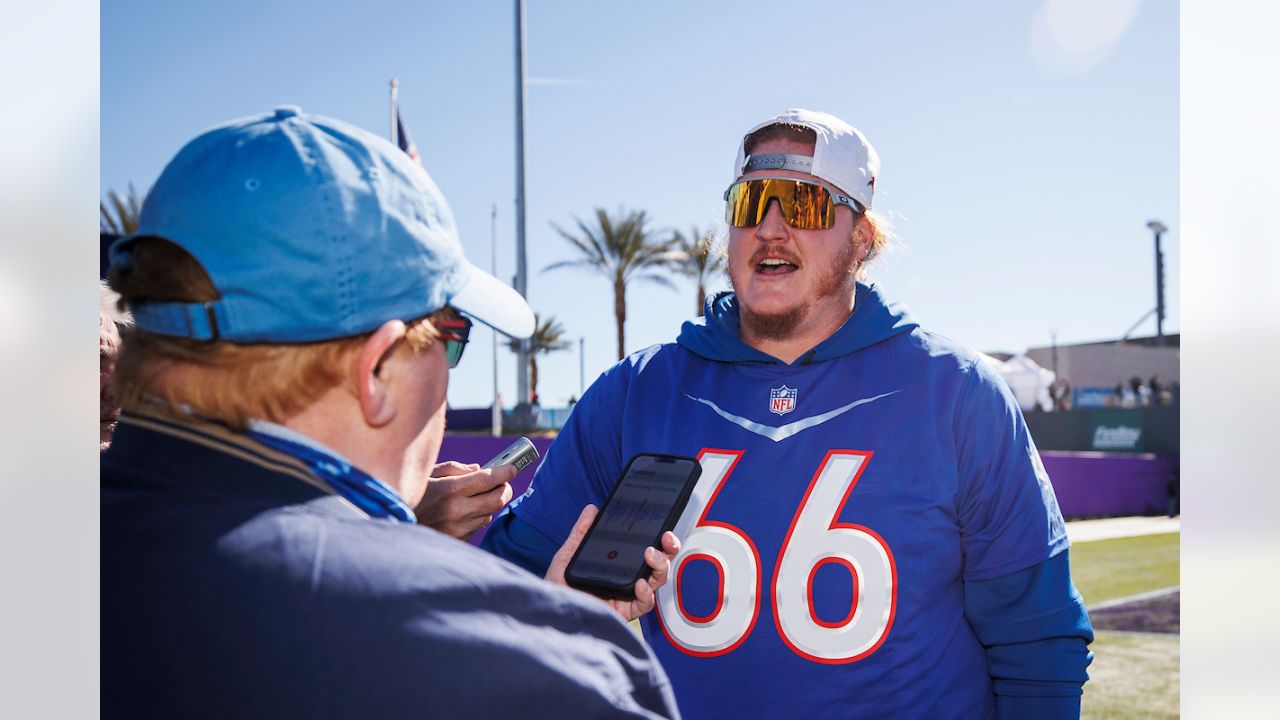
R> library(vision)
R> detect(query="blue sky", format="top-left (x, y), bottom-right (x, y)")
top-left (101, 0), bottom-right (1178, 409)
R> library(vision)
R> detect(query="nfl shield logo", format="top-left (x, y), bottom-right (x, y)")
top-left (769, 385), bottom-right (797, 416)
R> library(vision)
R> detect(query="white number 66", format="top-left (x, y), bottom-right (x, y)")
top-left (655, 449), bottom-right (896, 663)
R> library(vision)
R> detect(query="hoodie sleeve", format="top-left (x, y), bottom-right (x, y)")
top-left (953, 358), bottom-right (1093, 714)
top-left (964, 551), bottom-right (1094, 719)
top-left (482, 357), bottom-right (634, 567)
top-left (954, 358), bottom-right (1069, 580)
top-left (480, 510), bottom-right (562, 577)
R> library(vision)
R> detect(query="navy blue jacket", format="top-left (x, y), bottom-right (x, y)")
top-left (102, 407), bottom-right (679, 719)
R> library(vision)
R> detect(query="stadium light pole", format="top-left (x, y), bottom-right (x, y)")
top-left (513, 0), bottom-right (531, 407)
top-left (491, 204), bottom-right (502, 437)
top-left (1146, 220), bottom-right (1168, 345)
top-left (1050, 329), bottom-right (1058, 376)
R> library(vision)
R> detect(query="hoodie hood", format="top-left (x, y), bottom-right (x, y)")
top-left (677, 282), bottom-right (918, 365)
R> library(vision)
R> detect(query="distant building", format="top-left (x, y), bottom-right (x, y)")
top-left (1024, 334), bottom-right (1179, 407)
top-left (995, 334), bottom-right (1182, 456)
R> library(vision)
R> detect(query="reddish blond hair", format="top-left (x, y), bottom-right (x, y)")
top-left (110, 238), bottom-right (444, 430)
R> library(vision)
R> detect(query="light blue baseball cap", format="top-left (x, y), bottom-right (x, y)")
top-left (111, 106), bottom-right (534, 342)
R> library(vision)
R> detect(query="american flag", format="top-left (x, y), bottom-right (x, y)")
top-left (395, 108), bottom-right (420, 164)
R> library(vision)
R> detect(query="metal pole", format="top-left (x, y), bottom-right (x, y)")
top-left (1147, 220), bottom-right (1168, 346)
top-left (514, 0), bottom-right (531, 406)
top-left (1051, 330), bottom-right (1058, 376)
top-left (389, 79), bottom-right (398, 143)
top-left (1155, 231), bottom-right (1166, 344)
top-left (491, 204), bottom-right (503, 437)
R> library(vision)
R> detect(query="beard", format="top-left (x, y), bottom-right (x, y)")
top-left (731, 240), bottom-right (857, 341)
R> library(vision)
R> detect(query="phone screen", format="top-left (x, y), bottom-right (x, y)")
top-left (567, 455), bottom-right (700, 591)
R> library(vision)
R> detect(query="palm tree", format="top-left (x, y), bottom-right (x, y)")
top-left (546, 207), bottom-right (681, 360)
top-left (671, 225), bottom-right (724, 316)
top-left (101, 183), bottom-right (144, 236)
top-left (506, 313), bottom-right (572, 405)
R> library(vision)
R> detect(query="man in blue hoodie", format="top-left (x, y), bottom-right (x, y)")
top-left (483, 109), bottom-right (1093, 719)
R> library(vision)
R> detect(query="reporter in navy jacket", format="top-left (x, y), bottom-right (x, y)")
top-left (101, 106), bottom-right (680, 719)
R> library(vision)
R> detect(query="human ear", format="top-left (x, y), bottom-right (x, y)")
top-left (352, 320), bottom-right (407, 427)
top-left (852, 216), bottom-right (875, 262)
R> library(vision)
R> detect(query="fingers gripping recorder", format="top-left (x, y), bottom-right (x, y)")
top-left (482, 437), bottom-right (539, 473)
top-left (416, 438), bottom-right (539, 540)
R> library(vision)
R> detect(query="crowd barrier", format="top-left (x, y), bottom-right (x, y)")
top-left (1024, 405), bottom-right (1179, 457)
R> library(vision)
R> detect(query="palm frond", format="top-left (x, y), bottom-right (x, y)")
top-left (671, 224), bottom-right (724, 281)
top-left (100, 183), bottom-right (143, 235)
top-left (544, 206), bottom-right (682, 359)
top-left (505, 313), bottom-right (573, 355)
top-left (631, 272), bottom-right (680, 291)
top-left (542, 257), bottom-right (602, 274)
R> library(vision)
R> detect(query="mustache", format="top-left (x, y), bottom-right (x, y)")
top-left (744, 249), bottom-right (801, 267)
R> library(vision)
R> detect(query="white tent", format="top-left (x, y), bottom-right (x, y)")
top-left (978, 353), bottom-right (1056, 413)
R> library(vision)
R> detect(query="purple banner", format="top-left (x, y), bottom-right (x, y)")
top-left (1040, 451), bottom-right (1178, 518)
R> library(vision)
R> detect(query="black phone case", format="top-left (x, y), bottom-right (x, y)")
top-left (563, 453), bottom-right (702, 600)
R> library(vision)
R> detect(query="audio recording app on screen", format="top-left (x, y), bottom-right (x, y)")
top-left (572, 456), bottom-right (691, 583)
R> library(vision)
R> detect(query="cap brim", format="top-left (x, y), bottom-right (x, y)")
top-left (448, 261), bottom-right (535, 339)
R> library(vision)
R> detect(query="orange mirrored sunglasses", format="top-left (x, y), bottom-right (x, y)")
top-left (724, 177), bottom-right (863, 230)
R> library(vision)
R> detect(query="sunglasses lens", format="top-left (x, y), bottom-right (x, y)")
top-left (791, 181), bottom-right (833, 229)
top-left (444, 340), bottom-right (465, 368)
top-left (725, 179), bottom-right (836, 230)
top-left (726, 182), bottom-right (758, 227)
top-left (435, 316), bottom-right (472, 369)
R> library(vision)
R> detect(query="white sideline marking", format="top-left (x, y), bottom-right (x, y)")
top-left (1089, 586), bottom-right (1179, 611)
top-left (1090, 629), bottom-right (1179, 638)
top-left (1067, 516), bottom-right (1180, 543)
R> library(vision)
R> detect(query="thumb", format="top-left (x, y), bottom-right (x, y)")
top-left (564, 504), bottom-right (598, 549)
top-left (546, 505), bottom-right (598, 584)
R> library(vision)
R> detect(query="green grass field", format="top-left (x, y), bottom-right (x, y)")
top-left (1083, 631), bottom-right (1180, 719)
top-left (1073, 532), bottom-right (1180, 719)
top-left (1072, 532), bottom-right (1180, 605)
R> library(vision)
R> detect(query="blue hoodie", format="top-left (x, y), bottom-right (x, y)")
top-left (484, 282), bottom-right (1092, 720)
top-left (677, 284), bottom-right (918, 364)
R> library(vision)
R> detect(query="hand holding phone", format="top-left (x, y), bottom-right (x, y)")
top-left (548, 505), bottom-right (682, 622)
top-left (562, 453), bottom-right (701, 600)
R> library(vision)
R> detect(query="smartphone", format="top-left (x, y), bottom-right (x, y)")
top-left (481, 437), bottom-right (539, 473)
top-left (564, 453), bottom-right (702, 599)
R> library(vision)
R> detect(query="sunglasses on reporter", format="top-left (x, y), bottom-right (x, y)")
top-left (433, 314), bottom-right (472, 369)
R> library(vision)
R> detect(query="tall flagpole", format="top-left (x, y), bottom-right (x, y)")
top-left (389, 78), bottom-right (399, 144)
top-left (491, 204), bottom-right (503, 437)
top-left (513, 0), bottom-right (531, 411)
